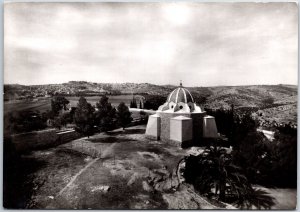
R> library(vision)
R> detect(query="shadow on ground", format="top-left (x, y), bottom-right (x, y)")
top-left (3, 140), bottom-right (48, 209)
top-left (88, 137), bottom-right (134, 143)
top-left (106, 128), bottom-right (145, 136)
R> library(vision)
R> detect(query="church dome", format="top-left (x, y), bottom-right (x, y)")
top-left (167, 85), bottom-right (194, 104)
top-left (157, 82), bottom-right (202, 113)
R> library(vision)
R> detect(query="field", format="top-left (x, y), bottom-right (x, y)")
top-left (4, 95), bottom-right (134, 115)
top-left (4, 99), bottom-right (52, 115)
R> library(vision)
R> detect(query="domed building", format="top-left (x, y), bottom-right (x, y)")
top-left (145, 82), bottom-right (219, 147)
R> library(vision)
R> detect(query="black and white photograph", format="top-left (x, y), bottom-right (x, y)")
top-left (3, 1), bottom-right (298, 209)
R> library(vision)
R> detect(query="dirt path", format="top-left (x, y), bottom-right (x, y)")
top-left (57, 158), bottom-right (99, 196)
top-left (13, 125), bottom-right (227, 209)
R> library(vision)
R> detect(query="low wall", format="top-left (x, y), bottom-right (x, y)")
top-left (10, 129), bottom-right (81, 152)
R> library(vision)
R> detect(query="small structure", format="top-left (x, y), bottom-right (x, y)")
top-left (145, 82), bottom-right (219, 146)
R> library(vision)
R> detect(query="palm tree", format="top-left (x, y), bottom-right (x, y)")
top-left (183, 145), bottom-right (275, 209)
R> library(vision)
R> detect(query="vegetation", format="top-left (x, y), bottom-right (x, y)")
top-left (261, 96), bottom-right (275, 108)
top-left (139, 101), bottom-right (143, 109)
top-left (184, 145), bottom-right (275, 209)
top-left (4, 111), bottom-right (47, 135)
top-left (116, 102), bottom-right (133, 130)
top-left (130, 97), bottom-right (137, 108)
top-left (243, 124), bottom-right (297, 188)
top-left (94, 95), bottom-right (117, 132)
top-left (74, 97), bottom-right (95, 137)
top-left (143, 95), bottom-right (166, 110)
top-left (51, 96), bottom-right (69, 116)
top-left (205, 107), bottom-right (297, 189)
top-left (139, 111), bottom-right (148, 124)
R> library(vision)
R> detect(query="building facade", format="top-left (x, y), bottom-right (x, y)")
top-left (145, 83), bottom-right (219, 147)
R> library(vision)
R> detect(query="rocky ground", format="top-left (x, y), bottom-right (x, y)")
top-left (6, 125), bottom-right (296, 209)
top-left (10, 125), bottom-right (219, 209)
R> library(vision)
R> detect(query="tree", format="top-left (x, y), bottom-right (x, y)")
top-left (51, 96), bottom-right (69, 116)
top-left (53, 117), bottom-right (62, 130)
top-left (261, 125), bottom-right (297, 188)
top-left (183, 145), bottom-right (275, 209)
top-left (130, 97), bottom-right (137, 108)
top-left (74, 97), bottom-right (95, 137)
top-left (4, 110), bottom-right (47, 135)
top-left (117, 102), bottom-right (133, 130)
top-left (95, 95), bottom-right (117, 132)
top-left (143, 95), bottom-right (166, 110)
top-left (139, 110), bottom-right (148, 123)
top-left (139, 101), bottom-right (143, 109)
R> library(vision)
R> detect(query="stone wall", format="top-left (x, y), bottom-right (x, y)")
top-left (56, 130), bottom-right (81, 144)
top-left (157, 111), bottom-right (207, 145)
top-left (11, 129), bottom-right (81, 152)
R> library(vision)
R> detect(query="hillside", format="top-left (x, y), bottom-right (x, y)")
top-left (4, 82), bottom-right (297, 125)
top-left (203, 85), bottom-right (297, 109)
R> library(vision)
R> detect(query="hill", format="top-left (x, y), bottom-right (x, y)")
top-left (4, 82), bottom-right (297, 125)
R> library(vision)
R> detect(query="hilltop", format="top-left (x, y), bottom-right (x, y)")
top-left (4, 81), bottom-right (297, 125)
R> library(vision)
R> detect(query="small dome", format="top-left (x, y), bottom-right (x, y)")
top-left (167, 86), bottom-right (194, 104)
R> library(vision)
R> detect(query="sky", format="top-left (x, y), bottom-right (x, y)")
top-left (4, 2), bottom-right (298, 86)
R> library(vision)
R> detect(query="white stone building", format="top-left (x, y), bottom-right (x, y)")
top-left (145, 83), bottom-right (219, 147)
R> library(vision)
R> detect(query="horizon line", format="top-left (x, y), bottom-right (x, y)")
top-left (3, 80), bottom-right (298, 88)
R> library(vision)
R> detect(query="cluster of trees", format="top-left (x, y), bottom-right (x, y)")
top-left (184, 107), bottom-right (296, 208)
top-left (143, 95), bottom-right (166, 110)
top-left (4, 111), bottom-right (48, 136)
top-left (72, 96), bottom-right (132, 137)
top-left (129, 97), bottom-right (143, 109)
top-left (5, 96), bottom-right (133, 137)
top-left (205, 106), bottom-right (297, 188)
top-left (129, 97), bottom-right (138, 108)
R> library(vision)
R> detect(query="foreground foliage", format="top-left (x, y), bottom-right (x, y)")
top-left (183, 145), bottom-right (275, 209)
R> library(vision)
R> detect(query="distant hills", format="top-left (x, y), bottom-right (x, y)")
top-left (4, 81), bottom-right (297, 125)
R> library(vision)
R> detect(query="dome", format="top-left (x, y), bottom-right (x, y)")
top-left (157, 82), bottom-right (203, 113)
top-left (167, 86), bottom-right (194, 104)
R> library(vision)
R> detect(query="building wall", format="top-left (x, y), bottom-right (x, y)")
top-left (145, 115), bottom-right (161, 139)
top-left (158, 112), bottom-right (191, 141)
top-left (157, 111), bottom-right (207, 144)
top-left (170, 118), bottom-right (193, 142)
top-left (191, 112), bottom-right (207, 143)
top-left (11, 129), bottom-right (81, 152)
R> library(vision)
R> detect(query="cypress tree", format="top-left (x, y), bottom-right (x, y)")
top-left (117, 102), bottom-right (133, 130)
top-left (95, 95), bottom-right (117, 132)
top-left (74, 97), bottom-right (95, 137)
